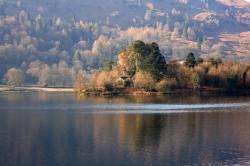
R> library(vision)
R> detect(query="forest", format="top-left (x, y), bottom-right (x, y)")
top-left (0, 8), bottom-right (231, 87)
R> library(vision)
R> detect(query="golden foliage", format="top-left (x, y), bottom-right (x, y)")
top-left (133, 72), bottom-right (155, 89)
top-left (88, 68), bottom-right (121, 88)
top-left (74, 71), bottom-right (89, 92)
top-left (155, 78), bottom-right (177, 91)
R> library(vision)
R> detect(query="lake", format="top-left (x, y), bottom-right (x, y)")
top-left (1, 92), bottom-right (250, 166)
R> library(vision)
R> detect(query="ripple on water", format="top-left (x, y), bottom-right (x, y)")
top-left (1, 102), bottom-right (250, 114)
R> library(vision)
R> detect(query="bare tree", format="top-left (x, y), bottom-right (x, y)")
top-left (3, 68), bottom-right (25, 86)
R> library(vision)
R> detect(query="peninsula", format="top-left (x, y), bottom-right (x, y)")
top-left (74, 40), bottom-right (250, 96)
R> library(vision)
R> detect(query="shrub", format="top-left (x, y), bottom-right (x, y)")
top-left (133, 72), bottom-right (156, 89)
top-left (104, 83), bottom-right (114, 91)
top-left (74, 71), bottom-right (90, 92)
top-left (176, 66), bottom-right (192, 88)
top-left (196, 57), bottom-right (204, 64)
top-left (91, 71), bottom-right (117, 88)
top-left (156, 78), bottom-right (177, 91)
top-left (189, 73), bottom-right (200, 89)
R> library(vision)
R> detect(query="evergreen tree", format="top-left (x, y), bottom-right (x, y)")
top-left (123, 40), bottom-right (167, 80)
top-left (185, 52), bottom-right (196, 68)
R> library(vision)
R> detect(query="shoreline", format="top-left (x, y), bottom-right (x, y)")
top-left (1, 86), bottom-right (250, 96)
top-left (79, 88), bottom-right (250, 96)
top-left (0, 87), bottom-right (74, 92)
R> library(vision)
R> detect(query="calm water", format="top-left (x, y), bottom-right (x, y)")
top-left (1, 93), bottom-right (250, 165)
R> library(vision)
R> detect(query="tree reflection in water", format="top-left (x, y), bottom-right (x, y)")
top-left (1, 93), bottom-right (250, 165)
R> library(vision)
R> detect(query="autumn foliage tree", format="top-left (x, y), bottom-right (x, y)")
top-left (74, 71), bottom-right (89, 92)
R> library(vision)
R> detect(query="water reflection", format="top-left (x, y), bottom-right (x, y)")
top-left (1, 93), bottom-right (250, 165)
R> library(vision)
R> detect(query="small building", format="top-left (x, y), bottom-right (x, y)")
top-left (117, 76), bottom-right (130, 88)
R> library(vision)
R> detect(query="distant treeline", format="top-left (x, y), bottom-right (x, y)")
top-left (1, 7), bottom-right (228, 87)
